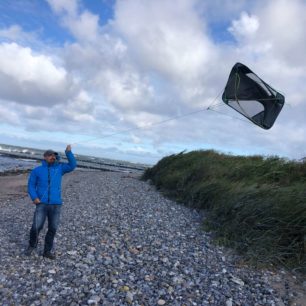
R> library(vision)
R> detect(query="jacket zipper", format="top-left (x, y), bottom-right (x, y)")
top-left (48, 165), bottom-right (50, 204)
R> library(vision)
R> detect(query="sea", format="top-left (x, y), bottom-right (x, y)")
top-left (0, 143), bottom-right (149, 174)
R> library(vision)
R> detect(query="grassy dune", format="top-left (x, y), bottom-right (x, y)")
top-left (142, 150), bottom-right (306, 272)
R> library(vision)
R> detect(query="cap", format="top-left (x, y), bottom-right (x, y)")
top-left (43, 150), bottom-right (58, 157)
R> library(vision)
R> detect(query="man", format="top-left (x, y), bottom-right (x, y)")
top-left (26, 145), bottom-right (77, 259)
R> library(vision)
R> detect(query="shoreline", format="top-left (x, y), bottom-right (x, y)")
top-left (0, 168), bottom-right (31, 176)
top-left (0, 147), bottom-right (148, 174)
top-left (0, 171), bottom-right (29, 201)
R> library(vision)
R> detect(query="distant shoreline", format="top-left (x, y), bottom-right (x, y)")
top-left (0, 143), bottom-right (149, 174)
top-left (0, 172), bottom-right (28, 201)
top-left (0, 168), bottom-right (31, 177)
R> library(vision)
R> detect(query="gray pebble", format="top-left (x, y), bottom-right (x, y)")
top-left (0, 171), bottom-right (297, 305)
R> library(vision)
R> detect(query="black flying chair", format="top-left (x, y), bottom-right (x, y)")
top-left (222, 62), bottom-right (285, 129)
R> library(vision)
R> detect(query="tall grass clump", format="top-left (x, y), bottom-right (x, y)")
top-left (142, 150), bottom-right (306, 272)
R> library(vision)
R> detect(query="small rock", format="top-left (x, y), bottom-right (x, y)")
top-left (231, 276), bottom-right (244, 286)
top-left (121, 285), bottom-right (130, 292)
top-left (88, 246), bottom-right (96, 253)
top-left (67, 250), bottom-right (78, 256)
top-left (167, 286), bottom-right (174, 294)
top-left (126, 292), bottom-right (134, 304)
top-left (145, 275), bottom-right (154, 281)
top-left (158, 299), bottom-right (166, 305)
top-left (87, 295), bottom-right (100, 305)
top-left (172, 276), bottom-right (184, 284)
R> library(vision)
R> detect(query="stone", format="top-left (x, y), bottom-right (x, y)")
top-left (0, 171), bottom-right (293, 306)
top-left (121, 286), bottom-right (130, 292)
top-left (231, 277), bottom-right (244, 286)
top-left (87, 295), bottom-right (100, 305)
top-left (126, 292), bottom-right (134, 304)
top-left (67, 251), bottom-right (78, 256)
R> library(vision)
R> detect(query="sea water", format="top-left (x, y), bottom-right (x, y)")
top-left (0, 143), bottom-right (148, 173)
top-left (0, 155), bottom-right (37, 173)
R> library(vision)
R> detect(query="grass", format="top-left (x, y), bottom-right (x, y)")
top-left (142, 150), bottom-right (306, 273)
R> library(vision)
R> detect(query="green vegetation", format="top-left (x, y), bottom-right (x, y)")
top-left (142, 150), bottom-right (306, 273)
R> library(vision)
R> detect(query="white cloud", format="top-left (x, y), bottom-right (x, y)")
top-left (47, 0), bottom-right (100, 43)
top-left (58, 90), bottom-right (96, 123)
top-left (130, 133), bottom-right (142, 144)
top-left (65, 11), bottom-right (100, 43)
top-left (0, 43), bottom-right (65, 86)
top-left (0, 42), bottom-right (74, 106)
top-left (96, 69), bottom-right (154, 111)
top-left (255, 0), bottom-right (306, 65)
top-left (2, 0), bottom-right (306, 163)
top-left (114, 0), bottom-right (217, 83)
top-left (23, 105), bottom-right (49, 118)
top-left (47, 0), bottom-right (222, 118)
top-left (0, 25), bottom-right (35, 42)
top-left (228, 12), bottom-right (259, 41)
top-left (198, 0), bottom-right (250, 22)
top-left (0, 100), bottom-right (20, 125)
top-left (46, 0), bottom-right (78, 16)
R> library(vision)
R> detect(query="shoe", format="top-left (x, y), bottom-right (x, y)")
top-left (43, 252), bottom-right (56, 260)
top-left (24, 246), bottom-right (36, 256)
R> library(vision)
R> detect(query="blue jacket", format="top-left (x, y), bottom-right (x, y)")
top-left (28, 151), bottom-right (77, 205)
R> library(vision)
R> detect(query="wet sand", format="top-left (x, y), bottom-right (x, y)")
top-left (0, 172), bottom-right (29, 201)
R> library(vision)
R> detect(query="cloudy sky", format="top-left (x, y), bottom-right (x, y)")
top-left (0, 0), bottom-right (305, 164)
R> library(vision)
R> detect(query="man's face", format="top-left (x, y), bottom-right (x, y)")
top-left (45, 154), bottom-right (56, 164)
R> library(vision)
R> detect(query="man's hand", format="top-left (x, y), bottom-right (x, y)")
top-left (66, 144), bottom-right (71, 152)
top-left (33, 198), bottom-right (41, 204)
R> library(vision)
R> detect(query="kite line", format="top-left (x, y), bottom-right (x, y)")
top-left (72, 88), bottom-right (225, 146)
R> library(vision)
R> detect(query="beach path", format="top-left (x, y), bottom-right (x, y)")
top-left (0, 170), bottom-right (304, 305)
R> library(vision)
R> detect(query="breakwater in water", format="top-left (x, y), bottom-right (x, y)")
top-left (0, 143), bottom-right (148, 174)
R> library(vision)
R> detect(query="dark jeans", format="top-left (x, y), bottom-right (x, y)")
top-left (29, 203), bottom-right (61, 253)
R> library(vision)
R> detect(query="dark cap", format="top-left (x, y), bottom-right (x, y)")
top-left (43, 150), bottom-right (58, 157)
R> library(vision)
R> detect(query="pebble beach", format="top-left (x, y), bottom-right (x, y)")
top-left (0, 170), bottom-right (304, 305)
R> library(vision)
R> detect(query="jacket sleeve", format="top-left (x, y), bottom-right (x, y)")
top-left (28, 169), bottom-right (38, 201)
top-left (61, 150), bottom-right (77, 174)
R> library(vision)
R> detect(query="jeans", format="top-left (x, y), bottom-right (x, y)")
top-left (29, 203), bottom-right (61, 253)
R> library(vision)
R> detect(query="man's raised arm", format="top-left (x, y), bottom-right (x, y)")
top-left (62, 145), bottom-right (77, 174)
